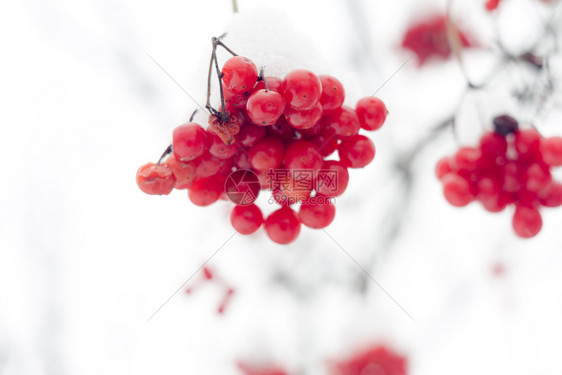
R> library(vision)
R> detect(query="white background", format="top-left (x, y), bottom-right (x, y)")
top-left (1, 0), bottom-right (562, 374)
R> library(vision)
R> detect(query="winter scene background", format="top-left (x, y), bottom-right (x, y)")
top-left (1, 0), bottom-right (562, 374)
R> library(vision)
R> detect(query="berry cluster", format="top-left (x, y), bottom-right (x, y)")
top-left (437, 115), bottom-right (562, 238)
top-left (136, 53), bottom-right (388, 245)
top-left (401, 14), bottom-right (473, 66)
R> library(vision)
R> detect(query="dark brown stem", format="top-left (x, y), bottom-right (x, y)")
top-left (212, 37), bottom-right (228, 122)
top-left (189, 109), bottom-right (198, 122)
top-left (157, 144), bottom-right (173, 165)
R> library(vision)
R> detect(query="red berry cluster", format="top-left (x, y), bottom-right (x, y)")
top-left (136, 54), bottom-right (388, 245)
top-left (401, 14), bottom-right (473, 66)
top-left (437, 115), bottom-right (562, 238)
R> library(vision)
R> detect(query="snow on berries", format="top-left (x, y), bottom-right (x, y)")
top-left (136, 39), bottom-right (388, 245)
top-left (437, 114), bottom-right (562, 238)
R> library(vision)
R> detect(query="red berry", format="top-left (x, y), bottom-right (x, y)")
top-left (284, 102), bottom-right (323, 130)
top-left (502, 161), bottom-right (523, 193)
top-left (309, 129), bottom-right (338, 157)
top-left (486, 0), bottom-right (501, 11)
top-left (166, 154), bottom-right (197, 189)
top-left (356, 97), bottom-right (388, 131)
top-left (208, 131), bottom-right (238, 159)
top-left (285, 140), bottom-right (323, 171)
top-left (232, 150), bottom-right (252, 170)
top-left (524, 162), bottom-right (551, 194)
top-left (333, 345), bottom-right (407, 375)
top-left (315, 160), bottom-right (349, 197)
top-left (268, 117), bottom-right (297, 143)
top-left (172, 123), bottom-right (208, 162)
top-left (252, 76), bottom-right (283, 93)
top-left (402, 14), bottom-right (472, 65)
top-left (272, 179), bottom-right (312, 206)
top-left (512, 205), bottom-right (542, 238)
top-left (249, 137), bottom-right (285, 171)
top-left (338, 134), bottom-right (375, 168)
top-left (188, 177), bottom-right (223, 206)
top-left (230, 204), bottom-right (264, 235)
top-left (442, 174), bottom-right (473, 207)
top-left (452, 147), bottom-right (481, 173)
top-left (435, 157), bottom-right (452, 179)
top-left (538, 183), bottom-right (562, 207)
top-left (541, 136), bottom-right (562, 166)
top-left (323, 106), bottom-right (361, 137)
top-left (264, 207), bottom-right (301, 244)
top-left (479, 131), bottom-right (508, 158)
top-left (282, 69), bottom-right (322, 110)
top-left (515, 129), bottom-right (541, 161)
top-left (194, 151), bottom-right (225, 178)
top-left (221, 56), bottom-right (258, 94)
top-left (236, 124), bottom-right (267, 148)
top-left (298, 196), bottom-right (336, 228)
top-left (319, 75), bottom-right (345, 112)
top-left (136, 163), bottom-right (176, 195)
top-left (223, 88), bottom-right (248, 111)
top-left (246, 89), bottom-right (286, 126)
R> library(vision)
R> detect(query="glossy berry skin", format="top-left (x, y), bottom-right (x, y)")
top-left (512, 205), bottom-right (542, 238)
top-left (188, 177), bottom-right (223, 206)
top-left (442, 174), bottom-right (473, 207)
top-left (246, 89), bottom-right (286, 126)
top-left (315, 160), bottom-right (349, 197)
top-left (221, 56), bottom-right (258, 94)
top-left (264, 207), bottom-right (301, 244)
top-left (310, 129), bottom-right (338, 157)
top-left (338, 134), bottom-right (375, 168)
top-left (284, 102), bottom-right (323, 130)
top-left (282, 69), bottom-right (322, 110)
top-left (252, 76), bottom-right (283, 93)
top-left (230, 204), bottom-right (264, 235)
top-left (166, 154), bottom-right (196, 189)
top-left (285, 140), bottom-right (323, 170)
top-left (249, 137), bottom-right (285, 171)
top-left (208, 131), bottom-right (238, 159)
top-left (541, 136), bottom-right (562, 166)
top-left (172, 123), bottom-right (208, 162)
top-left (355, 97), bottom-right (388, 131)
top-left (323, 106), bottom-right (361, 137)
top-left (298, 196), bottom-right (336, 228)
top-left (319, 75), bottom-right (345, 112)
top-left (236, 124), bottom-right (267, 148)
top-left (194, 152), bottom-right (225, 178)
top-left (136, 163), bottom-right (176, 195)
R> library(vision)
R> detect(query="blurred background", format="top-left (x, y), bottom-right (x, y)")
top-left (1, 0), bottom-right (562, 374)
